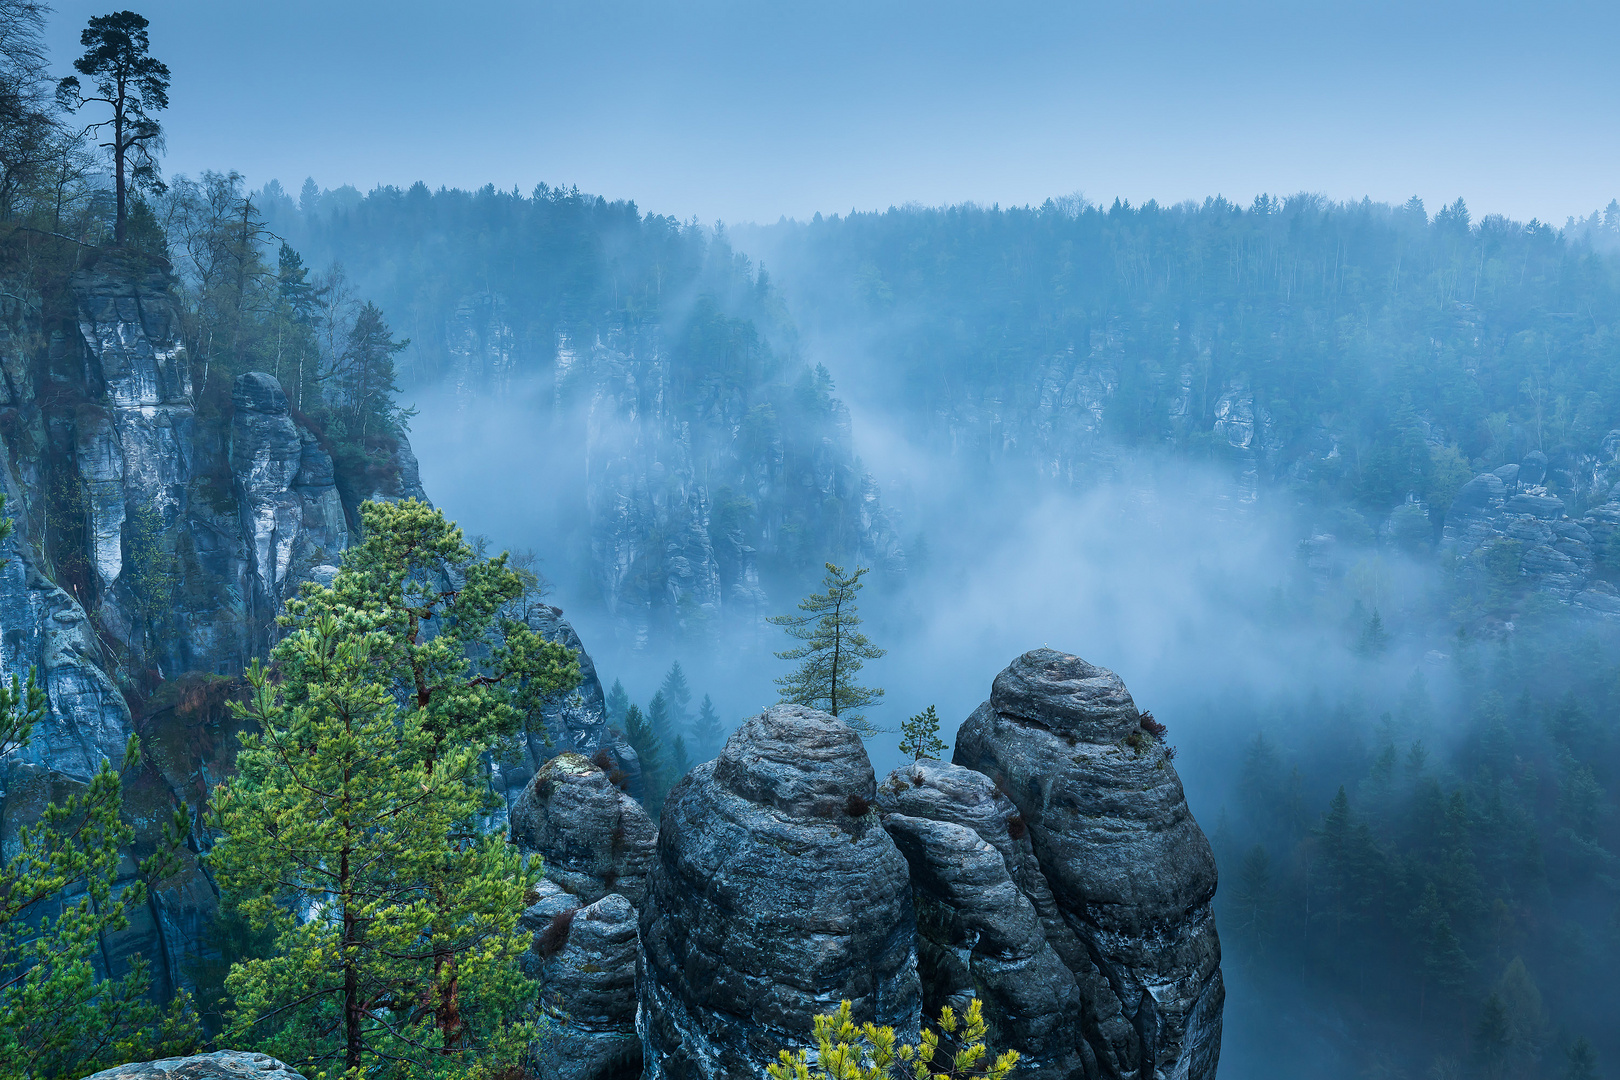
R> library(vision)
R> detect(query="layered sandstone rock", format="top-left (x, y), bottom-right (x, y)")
top-left (638, 704), bottom-right (921, 1079)
top-left (952, 649), bottom-right (1224, 1080)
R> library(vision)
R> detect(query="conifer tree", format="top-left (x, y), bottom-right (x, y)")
top-left (623, 702), bottom-right (667, 813)
top-left (660, 661), bottom-right (693, 729)
top-left (769, 562), bottom-right (886, 736)
top-left (605, 678), bottom-right (629, 727)
top-left (692, 693), bottom-right (723, 757)
top-left (898, 704), bottom-right (946, 762)
top-left (210, 498), bottom-right (580, 1075)
top-left (57, 10), bottom-right (169, 245)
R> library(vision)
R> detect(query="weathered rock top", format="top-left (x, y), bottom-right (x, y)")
top-left (710, 702), bottom-right (876, 817)
top-left (510, 751), bottom-right (657, 907)
top-left (989, 647), bottom-right (1142, 742)
top-left (79, 1051), bottom-right (305, 1080)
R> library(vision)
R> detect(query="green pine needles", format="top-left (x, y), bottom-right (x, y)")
top-left (208, 498), bottom-right (581, 1079)
top-left (768, 998), bottom-right (1019, 1080)
top-left (770, 562), bottom-right (886, 736)
top-left (899, 705), bottom-right (947, 763)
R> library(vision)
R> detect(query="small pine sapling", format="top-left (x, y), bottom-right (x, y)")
top-left (899, 704), bottom-right (947, 763)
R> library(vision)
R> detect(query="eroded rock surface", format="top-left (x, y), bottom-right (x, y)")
top-left (952, 649), bottom-right (1223, 1080)
top-left (877, 759), bottom-right (1089, 1079)
top-left (525, 891), bottom-right (643, 1080)
top-left (639, 703), bottom-right (921, 1079)
top-left (79, 1051), bottom-right (305, 1080)
top-left (510, 752), bottom-right (657, 907)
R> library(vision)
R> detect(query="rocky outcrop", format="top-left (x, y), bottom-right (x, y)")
top-left (510, 752), bottom-right (657, 907)
top-left (877, 760), bottom-right (1089, 1079)
top-left (638, 704), bottom-right (921, 1079)
top-left (231, 371), bottom-right (348, 652)
top-left (79, 1051), bottom-right (305, 1080)
top-left (0, 260), bottom-right (455, 1014)
top-left (952, 650), bottom-right (1223, 1080)
top-left (523, 889), bottom-right (643, 1080)
top-left (510, 755), bottom-right (655, 1080)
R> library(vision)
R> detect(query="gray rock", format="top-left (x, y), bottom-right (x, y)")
top-left (78, 1051), bottom-right (304, 1080)
top-left (530, 893), bottom-right (643, 1080)
top-left (953, 650), bottom-right (1223, 1080)
top-left (639, 704), bottom-right (921, 1079)
top-left (877, 760), bottom-right (1089, 1079)
top-left (509, 752), bottom-right (657, 907)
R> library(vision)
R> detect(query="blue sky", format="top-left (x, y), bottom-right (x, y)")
top-left (44, 0), bottom-right (1620, 224)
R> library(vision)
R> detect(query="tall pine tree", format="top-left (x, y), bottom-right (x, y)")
top-left (769, 562), bottom-right (886, 736)
top-left (210, 499), bottom-right (580, 1075)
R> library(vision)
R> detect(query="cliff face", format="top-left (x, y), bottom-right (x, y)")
top-left (0, 258), bottom-right (426, 1003)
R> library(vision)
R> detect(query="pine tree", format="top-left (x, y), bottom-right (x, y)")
top-left (56, 11), bottom-right (169, 245)
top-left (624, 703), bottom-right (667, 814)
top-left (606, 678), bottom-right (629, 727)
top-left (1234, 845), bottom-right (1274, 956)
top-left (692, 693), bottom-right (723, 757)
top-left (898, 704), bottom-right (946, 762)
top-left (0, 493), bottom-right (196, 1077)
top-left (209, 498), bottom-right (580, 1075)
top-left (660, 661), bottom-right (693, 729)
top-left (1565, 1037), bottom-right (1599, 1080)
top-left (1357, 609), bottom-right (1390, 655)
top-left (769, 562), bottom-right (886, 736)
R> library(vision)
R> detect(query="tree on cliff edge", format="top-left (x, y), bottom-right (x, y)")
top-left (210, 499), bottom-right (581, 1077)
top-left (770, 562), bottom-right (886, 737)
top-left (57, 10), bottom-right (169, 245)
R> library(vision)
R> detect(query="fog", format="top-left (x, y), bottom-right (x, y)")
top-left (410, 363), bottom-right (1490, 1078)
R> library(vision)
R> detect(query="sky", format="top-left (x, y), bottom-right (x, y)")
top-left (45, 0), bottom-right (1620, 227)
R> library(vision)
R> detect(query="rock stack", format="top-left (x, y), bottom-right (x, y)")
top-left (638, 704), bottom-right (921, 1079)
top-left (524, 652), bottom-right (1222, 1080)
top-left (509, 752), bottom-right (657, 1080)
top-left (952, 649), bottom-right (1224, 1079)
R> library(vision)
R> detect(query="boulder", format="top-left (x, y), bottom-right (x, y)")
top-left (529, 893), bottom-right (643, 1080)
top-left (79, 1051), bottom-right (304, 1080)
top-left (953, 649), bottom-right (1223, 1080)
top-left (638, 704), bottom-right (921, 1079)
top-left (509, 752), bottom-right (657, 907)
top-left (877, 760), bottom-right (1089, 1079)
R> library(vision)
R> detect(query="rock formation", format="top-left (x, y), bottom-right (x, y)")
top-left (876, 760), bottom-right (1089, 1079)
top-left (638, 704), bottom-right (921, 1079)
top-left (509, 752), bottom-right (657, 908)
top-left (79, 1052), bottom-right (305, 1080)
top-left (952, 649), bottom-right (1223, 1080)
top-left (510, 753), bottom-right (658, 1080)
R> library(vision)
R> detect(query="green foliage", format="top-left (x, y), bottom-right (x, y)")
top-left (605, 678), bottom-right (629, 726)
top-left (770, 562), bottom-right (886, 736)
top-left (208, 499), bottom-right (580, 1077)
top-left (623, 702), bottom-right (667, 814)
top-left (899, 705), bottom-right (946, 762)
top-left (767, 998), bottom-right (1019, 1080)
top-left (0, 490), bottom-right (197, 1075)
top-left (659, 660), bottom-right (692, 728)
top-left (124, 502), bottom-right (178, 633)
